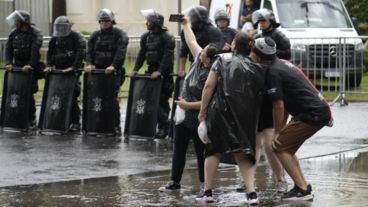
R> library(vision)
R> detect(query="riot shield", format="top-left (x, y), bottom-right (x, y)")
top-left (124, 75), bottom-right (162, 139)
top-left (38, 70), bottom-right (78, 134)
top-left (82, 69), bottom-right (116, 136)
top-left (0, 68), bottom-right (33, 131)
top-left (167, 76), bottom-right (184, 139)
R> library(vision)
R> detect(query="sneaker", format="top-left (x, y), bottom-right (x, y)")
top-left (247, 192), bottom-right (260, 206)
top-left (196, 189), bottom-right (214, 203)
top-left (158, 181), bottom-right (181, 192)
top-left (282, 184), bottom-right (313, 201)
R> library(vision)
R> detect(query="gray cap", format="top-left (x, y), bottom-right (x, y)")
top-left (255, 37), bottom-right (276, 55)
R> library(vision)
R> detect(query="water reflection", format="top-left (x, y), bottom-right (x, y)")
top-left (0, 131), bottom-right (367, 206)
top-left (1, 149), bottom-right (367, 207)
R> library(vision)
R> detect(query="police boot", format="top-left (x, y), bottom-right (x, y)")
top-left (69, 123), bottom-right (81, 133)
top-left (115, 127), bottom-right (122, 137)
top-left (28, 120), bottom-right (37, 131)
top-left (155, 126), bottom-right (168, 139)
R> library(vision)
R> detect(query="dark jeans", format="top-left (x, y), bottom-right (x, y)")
top-left (171, 123), bottom-right (205, 183)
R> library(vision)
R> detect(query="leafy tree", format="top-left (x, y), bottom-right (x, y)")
top-left (343, 0), bottom-right (368, 23)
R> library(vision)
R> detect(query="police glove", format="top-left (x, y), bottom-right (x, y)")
top-left (151, 71), bottom-right (162, 79)
top-left (84, 65), bottom-right (93, 73)
top-left (105, 65), bottom-right (115, 75)
top-left (22, 65), bottom-right (32, 72)
top-left (44, 66), bottom-right (53, 73)
top-left (131, 70), bottom-right (138, 77)
top-left (5, 64), bottom-right (13, 71)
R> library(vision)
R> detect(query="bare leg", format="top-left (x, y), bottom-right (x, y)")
top-left (204, 154), bottom-right (221, 191)
top-left (263, 128), bottom-right (285, 182)
top-left (276, 151), bottom-right (308, 190)
top-left (234, 152), bottom-right (257, 193)
top-left (255, 132), bottom-right (264, 165)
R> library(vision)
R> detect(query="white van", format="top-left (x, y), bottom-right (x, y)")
top-left (209, 0), bottom-right (365, 87)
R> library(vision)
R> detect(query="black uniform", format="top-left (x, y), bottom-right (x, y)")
top-left (47, 31), bottom-right (86, 126)
top-left (86, 26), bottom-right (129, 131)
top-left (255, 28), bottom-right (291, 60)
top-left (180, 24), bottom-right (224, 62)
top-left (5, 26), bottom-right (43, 124)
top-left (219, 27), bottom-right (237, 45)
top-left (134, 28), bottom-right (176, 133)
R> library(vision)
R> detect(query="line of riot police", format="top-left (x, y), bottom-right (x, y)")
top-left (0, 6), bottom-right (226, 139)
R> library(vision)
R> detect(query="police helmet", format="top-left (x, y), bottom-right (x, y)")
top-left (214, 9), bottom-right (230, 23)
top-left (6, 10), bottom-right (32, 26)
top-left (97, 8), bottom-right (116, 24)
top-left (53, 16), bottom-right (72, 37)
top-left (252, 9), bottom-right (280, 27)
top-left (184, 5), bottom-right (210, 24)
top-left (141, 9), bottom-right (164, 28)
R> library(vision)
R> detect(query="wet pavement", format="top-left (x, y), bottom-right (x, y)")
top-left (0, 103), bottom-right (368, 206)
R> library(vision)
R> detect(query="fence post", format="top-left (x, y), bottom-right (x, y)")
top-left (331, 37), bottom-right (348, 106)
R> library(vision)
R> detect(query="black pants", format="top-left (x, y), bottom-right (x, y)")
top-left (71, 80), bottom-right (81, 125)
top-left (29, 78), bottom-right (38, 123)
top-left (29, 95), bottom-right (36, 123)
top-left (114, 73), bottom-right (125, 130)
top-left (157, 77), bottom-right (174, 131)
top-left (170, 123), bottom-right (205, 183)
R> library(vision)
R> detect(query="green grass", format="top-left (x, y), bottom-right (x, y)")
top-left (1, 60), bottom-right (368, 103)
top-left (0, 60), bottom-right (178, 104)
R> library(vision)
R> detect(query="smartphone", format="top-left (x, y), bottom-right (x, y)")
top-left (169, 14), bottom-right (184, 22)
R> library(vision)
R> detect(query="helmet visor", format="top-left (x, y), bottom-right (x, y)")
top-left (6, 11), bottom-right (24, 26)
top-left (140, 9), bottom-right (157, 21)
top-left (53, 23), bottom-right (71, 37)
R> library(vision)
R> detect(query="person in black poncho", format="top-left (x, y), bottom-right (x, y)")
top-left (197, 32), bottom-right (266, 205)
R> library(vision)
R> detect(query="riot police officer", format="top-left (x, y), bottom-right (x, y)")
top-left (85, 8), bottom-right (129, 136)
top-left (178, 5), bottom-right (224, 77)
top-left (46, 16), bottom-right (86, 132)
top-left (252, 9), bottom-right (291, 60)
top-left (4, 10), bottom-right (43, 128)
top-left (214, 9), bottom-right (238, 52)
top-left (132, 9), bottom-right (175, 139)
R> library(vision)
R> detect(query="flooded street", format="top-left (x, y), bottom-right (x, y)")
top-left (0, 103), bottom-right (368, 206)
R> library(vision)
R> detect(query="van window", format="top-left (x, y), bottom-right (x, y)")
top-left (276, 0), bottom-right (352, 28)
top-left (264, 0), bottom-right (273, 10)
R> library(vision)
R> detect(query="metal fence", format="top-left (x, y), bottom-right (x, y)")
top-left (0, 35), bottom-right (367, 105)
top-left (289, 36), bottom-right (368, 105)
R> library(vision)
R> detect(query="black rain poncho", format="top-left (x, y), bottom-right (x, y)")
top-left (205, 53), bottom-right (266, 163)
